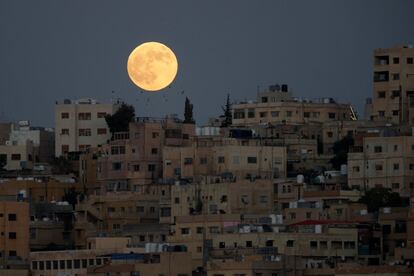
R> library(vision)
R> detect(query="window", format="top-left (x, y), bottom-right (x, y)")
top-left (234, 109), bottom-right (245, 119)
top-left (266, 240), bottom-right (274, 247)
top-left (32, 261), bottom-right (38, 270)
top-left (112, 162), bottom-right (122, 171)
top-left (151, 148), bottom-right (158, 154)
top-left (392, 90), bottom-right (401, 97)
top-left (174, 197), bottom-right (180, 204)
top-left (61, 112), bottom-right (69, 119)
top-left (392, 183), bottom-right (400, 189)
top-left (219, 241), bottom-right (225, 248)
top-left (377, 91), bottom-right (386, 98)
top-left (232, 156), bottom-right (240, 164)
top-left (393, 163), bottom-right (399, 170)
top-left (200, 157), bottom-right (207, 164)
top-left (74, 259), bottom-right (80, 269)
top-left (218, 156), bottom-right (225, 163)
top-left (344, 241), bottom-right (355, 249)
top-left (328, 113), bottom-right (336, 119)
top-left (61, 128), bottom-right (69, 135)
top-left (352, 166), bottom-right (360, 172)
top-left (8, 232), bottom-right (16, 239)
top-left (392, 110), bottom-right (399, 116)
top-left (61, 145), bottom-right (69, 154)
top-left (136, 206), bottom-right (144, 212)
top-left (97, 128), bottom-right (107, 135)
top-left (181, 228), bottom-right (190, 235)
top-left (247, 109), bottom-right (255, 118)
top-left (259, 195), bottom-right (268, 203)
top-left (247, 156), bottom-right (257, 164)
top-left (196, 227), bottom-right (204, 234)
top-left (407, 57), bottom-right (413, 64)
top-left (78, 128), bottom-right (92, 136)
top-left (209, 226), bottom-right (220, 234)
top-left (410, 164), bottom-right (414, 170)
top-left (331, 241), bottom-right (342, 249)
top-left (152, 132), bottom-right (159, 138)
top-left (53, 260), bottom-right (58, 270)
top-left (184, 158), bottom-right (193, 165)
top-left (259, 112), bottom-right (267, 118)
top-left (379, 110), bottom-right (385, 117)
top-left (304, 112), bottom-right (310, 118)
top-left (306, 212), bottom-right (312, 219)
top-left (286, 111), bottom-right (292, 117)
top-left (82, 259), bottom-right (87, 268)
top-left (246, 241), bottom-right (253, 248)
top-left (394, 145), bottom-right (398, 151)
top-left (113, 224), bottom-right (121, 230)
top-left (310, 241), bottom-right (318, 249)
top-left (97, 112), bottom-right (107, 118)
top-left (320, 241), bottom-right (328, 249)
top-left (290, 212), bottom-right (296, 219)
top-left (78, 112), bottom-right (91, 120)
top-left (393, 57), bottom-right (399, 64)
top-left (327, 131), bottom-right (333, 138)
top-left (8, 214), bottom-right (16, 221)
top-left (392, 73), bottom-right (400, 80)
top-left (89, 259), bottom-right (94, 266)
top-left (271, 111), bottom-right (279, 117)
top-left (133, 165), bottom-right (140, 172)
top-left (286, 240), bottom-right (294, 247)
top-left (374, 146), bottom-right (382, 153)
top-left (375, 164), bottom-right (383, 171)
top-left (9, 250), bottom-right (16, 257)
top-left (11, 154), bottom-right (21, 161)
top-left (67, 260), bottom-right (72, 269)
top-left (46, 260), bottom-right (51, 270)
top-left (148, 164), bottom-right (156, 171)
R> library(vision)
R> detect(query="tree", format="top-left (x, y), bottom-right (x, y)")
top-left (105, 103), bottom-right (135, 134)
top-left (183, 97), bottom-right (195, 124)
top-left (359, 188), bottom-right (404, 213)
top-left (221, 93), bottom-right (232, 127)
top-left (330, 134), bottom-right (354, 170)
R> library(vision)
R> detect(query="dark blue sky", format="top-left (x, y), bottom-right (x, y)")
top-left (1, 0), bottom-right (413, 127)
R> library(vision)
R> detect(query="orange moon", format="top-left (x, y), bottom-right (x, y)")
top-left (127, 42), bottom-right (178, 91)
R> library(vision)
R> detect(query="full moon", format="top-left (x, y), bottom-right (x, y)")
top-left (127, 42), bottom-right (178, 91)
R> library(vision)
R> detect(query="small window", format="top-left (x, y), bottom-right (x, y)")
top-left (60, 260), bottom-right (65, 269)
top-left (8, 214), bottom-right (16, 221)
top-left (328, 113), bottom-right (336, 119)
top-left (9, 250), bottom-right (16, 257)
top-left (200, 157), bottom-right (207, 164)
top-left (271, 111), bottom-right (279, 117)
top-left (53, 260), bottom-right (58, 270)
top-left (67, 260), bottom-right (72, 269)
top-left (151, 148), bottom-right (158, 154)
top-left (375, 164), bottom-right (383, 171)
top-left (286, 240), bottom-right (294, 247)
top-left (286, 111), bottom-right (292, 117)
top-left (393, 57), bottom-right (399, 64)
top-left (219, 242), bottom-right (225, 248)
top-left (133, 165), bottom-right (140, 172)
top-left (393, 163), bottom-right (399, 170)
top-left (184, 158), bottom-right (193, 165)
top-left (304, 112), bottom-right (310, 118)
top-left (392, 73), bottom-right (400, 80)
top-left (152, 132), bottom-right (159, 138)
top-left (61, 128), bottom-right (69, 135)
top-left (352, 166), bottom-right (360, 172)
top-left (11, 154), bottom-right (21, 161)
top-left (407, 57), bottom-right (413, 64)
top-left (181, 228), bottom-right (190, 235)
top-left (377, 91), bottom-right (386, 98)
top-left (61, 112), bottom-right (69, 119)
top-left (310, 241), bottom-right (318, 249)
top-left (392, 183), bottom-right (400, 189)
top-left (247, 157), bottom-right (257, 164)
top-left (327, 131), bottom-right (333, 138)
top-left (97, 128), bottom-right (107, 135)
top-left (246, 241), bottom-right (253, 248)
top-left (374, 146), bottom-right (382, 153)
top-left (218, 156), bottom-right (225, 163)
top-left (8, 232), bottom-right (16, 239)
top-left (97, 112), bottom-right (107, 118)
top-left (148, 164), bottom-right (156, 171)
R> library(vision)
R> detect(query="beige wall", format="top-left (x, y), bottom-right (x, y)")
top-left (55, 100), bottom-right (118, 156)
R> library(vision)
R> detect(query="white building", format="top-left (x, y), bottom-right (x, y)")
top-left (0, 121), bottom-right (54, 171)
top-left (55, 98), bottom-right (120, 156)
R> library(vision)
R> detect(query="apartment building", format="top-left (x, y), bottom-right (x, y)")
top-left (348, 136), bottom-right (414, 196)
top-left (54, 98), bottom-right (120, 156)
top-left (367, 45), bottom-right (414, 125)
top-left (163, 136), bottom-right (286, 181)
top-left (0, 199), bottom-right (30, 269)
top-left (0, 121), bottom-right (54, 170)
top-left (231, 85), bottom-right (356, 127)
top-left (96, 117), bottom-right (195, 191)
top-left (171, 178), bottom-right (274, 220)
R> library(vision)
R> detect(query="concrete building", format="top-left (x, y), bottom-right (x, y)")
top-left (0, 121), bottom-right (54, 170)
top-left (163, 136), bottom-right (286, 181)
top-left (231, 85), bottom-right (356, 127)
top-left (348, 136), bottom-right (414, 196)
top-left (54, 98), bottom-right (120, 156)
top-left (366, 45), bottom-right (414, 125)
top-left (96, 116), bottom-right (195, 192)
top-left (0, 199), bottom-right (30, 269)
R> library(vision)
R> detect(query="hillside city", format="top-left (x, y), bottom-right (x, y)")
top-left (0, 45), bottom-right (414, 276)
